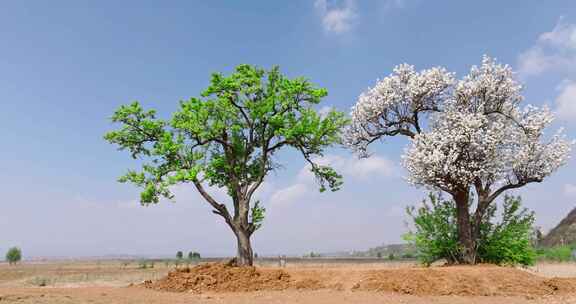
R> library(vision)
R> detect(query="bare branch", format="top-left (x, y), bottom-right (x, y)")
top-left (193, 180), bottom-right (232, 223)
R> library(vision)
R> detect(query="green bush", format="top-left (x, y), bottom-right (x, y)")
top-left (537, 246), bottom-right (574, 262)
top-left (404, 193), bottom-right (460, 265)
top-left (405, 193), bottom-right (536, 266)
top-left (29, 276), bottom-right (52, 287)
top-left (5, 247), bottom-right (22, 265)
top-left (477, 195), bottom-right (536, 266)
top-left (138, 260), bottom-right (149, 269)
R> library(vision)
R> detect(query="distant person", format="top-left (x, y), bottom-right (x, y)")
top-left (278, 255), bottom-right (286, 268)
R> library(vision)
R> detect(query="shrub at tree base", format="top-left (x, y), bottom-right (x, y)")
top-left (142, 263), bottom-right (324, 293)
top-left (477, 195), bottom-right (537, 266)
top-left (405, 193), bottom-right (536, 266)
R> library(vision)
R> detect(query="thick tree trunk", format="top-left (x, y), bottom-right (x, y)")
top-left (234, 227), bottom-right (254, 266)
top-left (453, 191), bottom-right (476, 264)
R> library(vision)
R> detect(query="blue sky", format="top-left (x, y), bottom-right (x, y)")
top-left (1, 0), bottom-right (575, 258)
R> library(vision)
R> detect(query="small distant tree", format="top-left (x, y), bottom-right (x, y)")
top-left (376, 252), bottom-right (382, 259)
top-left (5, 247), bottom-right (22, 265)
top-left (138, 260), bottom-right (148, 269)
top-left (176, 251), bottom-right (183, 260)
top-left (533, 226), bottom-right (544, 247)
top-left (188, 251), bottom-right (201, 260)
top-left (308, 252), bottom-right (321, 258)
top-left (105, 65), bottom-right (347, 266)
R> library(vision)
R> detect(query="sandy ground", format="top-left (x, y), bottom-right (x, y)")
top-left (4, 287), bottom-right (576, 304)
top-left (2, 260), bottom-right (576, 303)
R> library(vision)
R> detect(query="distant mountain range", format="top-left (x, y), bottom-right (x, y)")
top-left (541, 206), bottom-right (576, 247)
top-left (322, 243), bottom-right (416, 258)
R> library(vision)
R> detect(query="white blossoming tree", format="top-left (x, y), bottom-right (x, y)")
top-left (345, 56), bottom-right (573, 264)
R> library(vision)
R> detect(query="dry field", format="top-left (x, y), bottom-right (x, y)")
top-left (1, 259), bottom-right (576, 303)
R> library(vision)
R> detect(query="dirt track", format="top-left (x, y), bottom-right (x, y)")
top-left (3, 287), bottom-right (576, 304)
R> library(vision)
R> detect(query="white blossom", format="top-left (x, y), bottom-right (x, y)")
top-left (344, 63), bottom-right (455, 155)
top-left (345, 55), bottom-right (574, 196)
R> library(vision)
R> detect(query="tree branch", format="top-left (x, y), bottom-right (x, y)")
top-left (193, 180), bottom-right (232, 224)
top-left (485, 177), bottom-right (542, 204)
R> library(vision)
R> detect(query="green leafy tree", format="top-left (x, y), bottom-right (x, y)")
top-left (6, 247), bottom-right (22, 265)
top-left (105, 65), bottom-right (347, 266)
top-left (188, 251), bottom-right (201, 260)
top-left (176, 251), bottom-right (183, 260)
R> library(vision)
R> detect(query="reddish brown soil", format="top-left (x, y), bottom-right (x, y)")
top-left (142, 263), bottom-right (576, 298)
top-left (3, 263), bottom-right (576, 303)
top-left (353, 265), bottom-right (576, 296)
top-left (142, 263), bottom-right (324, 293)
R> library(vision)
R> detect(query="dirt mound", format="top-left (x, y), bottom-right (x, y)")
top-left (352, 265), bottom-right (576, 296)
top-left (142, 263), bottom-right (323, 293)
top-left (545, 277), bottom-right (576, 293)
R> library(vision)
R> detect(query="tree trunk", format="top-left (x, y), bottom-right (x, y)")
top-left (453, 191), bottom-right (476, 264)
top-left (471, 198), bottom-right (489, 250)
top-left (234, 227), bottom-right (254, 266)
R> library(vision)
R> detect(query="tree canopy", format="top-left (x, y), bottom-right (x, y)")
top-left (5, 247), bottom-right (22, 265)
top-left (105, 64), bottom-right (347, 265)
top-left (345, 56), bottom-right (573, 263)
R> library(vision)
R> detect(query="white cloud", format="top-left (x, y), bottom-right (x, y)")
top-left (297, 154), bottom-right (395, 181)
top-left (346, 156), bottom-right (395, 178)
top-left (271, 154), bottom-right (395, 206)
top-left (270, 183), bottom-right (309, 206)
top-left (314, 0), bottom-right (357, 34)
top-left (116, 199), bottom-right (141, 209)
top-left (539, 20), bottom-right (576, 49)
top-left (565, 184), bottom-right (576, 197)
top-left (518, 18), bottom-right (576, 77)
top-left (555, 80), bottom-right (576, 121)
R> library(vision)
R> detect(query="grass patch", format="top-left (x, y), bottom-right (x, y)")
top-left (537, 246), bottom-right (575, 262)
